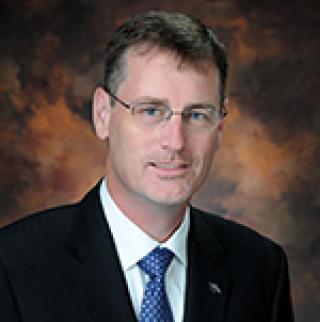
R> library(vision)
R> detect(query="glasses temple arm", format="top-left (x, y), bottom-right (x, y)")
top-left (104, 87), bottom-right (131, 110)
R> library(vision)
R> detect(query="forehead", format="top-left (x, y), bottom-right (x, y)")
top-left (124, 44), bottom-right (218, 75)
top-left (118, 45), bottom-right (220, 102)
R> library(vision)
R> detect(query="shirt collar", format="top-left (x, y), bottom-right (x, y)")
top-left (99, 179), bottom-right (189, 271)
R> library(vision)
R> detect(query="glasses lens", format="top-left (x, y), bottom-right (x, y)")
top-left (131, 101), bottom-right (220, 131)
top-left (132, 101), bottom-right (168, 124)
top-left (183, 108), bottom-right (219, 128)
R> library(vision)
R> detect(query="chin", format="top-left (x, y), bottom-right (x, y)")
top-left (145, 186), bottom-right (193, 207)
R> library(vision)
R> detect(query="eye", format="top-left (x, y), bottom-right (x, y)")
top-left (134, 102), bottom-right (165, 118)
top-left (187, 109), bottom-right (211, 121)
top-left (141, 106), bottom-right (161, 117)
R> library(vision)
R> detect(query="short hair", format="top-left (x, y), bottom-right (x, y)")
top-left (104, 11), bottom-right (228, 106)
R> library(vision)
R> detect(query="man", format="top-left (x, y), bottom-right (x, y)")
top-left (0, 11), bottom-right (293, 322)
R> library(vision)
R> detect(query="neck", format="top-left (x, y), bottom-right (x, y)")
top-left (105, 178), bottom-right (188, 242)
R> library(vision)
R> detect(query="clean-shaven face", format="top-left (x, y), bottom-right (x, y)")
top-left (103, 48), bottom-right (221, 209)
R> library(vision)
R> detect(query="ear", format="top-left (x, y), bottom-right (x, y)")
top-left (215, 99), bottom-right (228, 147)
top-left (214, 126), bottom-right (223, 149)
top-left (92, 86), bottom-right (111, 140)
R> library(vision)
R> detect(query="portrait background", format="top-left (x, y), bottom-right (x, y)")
top-left (0, 1), bottom-right (319, 321)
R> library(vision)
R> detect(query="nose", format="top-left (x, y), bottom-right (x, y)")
top-left (160, 114), bottom-right (185, 152)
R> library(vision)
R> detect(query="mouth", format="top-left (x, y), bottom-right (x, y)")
top-left (148, 161), bottom-right (190, 177)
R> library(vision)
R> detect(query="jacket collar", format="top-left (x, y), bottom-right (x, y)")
top-left (184, 207), bottom-right (231, 322)
top-left (63, 183), bottom-right (230, 322)
top-left (64, 182), bottom-right (137, 322)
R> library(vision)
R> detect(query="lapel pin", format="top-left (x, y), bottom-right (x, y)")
top-left (209, 282), bottom-right (222, 295)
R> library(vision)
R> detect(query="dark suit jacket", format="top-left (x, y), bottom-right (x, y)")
top-left (0, 182), bottom-right (294, 322)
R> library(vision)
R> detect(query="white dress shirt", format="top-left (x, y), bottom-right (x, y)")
top-left (99, 179), bottom-right (189, 322)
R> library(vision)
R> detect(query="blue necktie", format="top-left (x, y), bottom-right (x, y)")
top-left (138, 247), bottom-right (174, 322)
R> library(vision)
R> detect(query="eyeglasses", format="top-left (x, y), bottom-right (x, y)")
top-left (105, 87), bottom-right (226, 132)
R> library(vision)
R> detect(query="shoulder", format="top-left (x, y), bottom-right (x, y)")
top-left (0, 204), bottom-right (76, 263)
top-left (190, 206), bottom-right (287, 267)
top-left (190, 208), bottom-right (293, 320)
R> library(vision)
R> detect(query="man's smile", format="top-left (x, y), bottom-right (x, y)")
top-left (148, 161), bottom-right (191, 177)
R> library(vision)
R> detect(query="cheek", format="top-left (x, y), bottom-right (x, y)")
top-left (109, 120), bottom-right (151, 169)
top-left (190, 138), bottom-right (216, 171)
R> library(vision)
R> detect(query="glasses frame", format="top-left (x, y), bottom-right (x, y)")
top-left (104, 87), bottom-right (228, 126)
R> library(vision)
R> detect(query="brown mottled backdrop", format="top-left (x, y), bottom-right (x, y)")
top-left (0, 0), bottom-right (319, 320)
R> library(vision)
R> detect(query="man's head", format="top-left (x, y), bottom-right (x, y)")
top-left (93, 11), bottom-right (228, 217)
top-left (103, 11), bottom-right (227, 107)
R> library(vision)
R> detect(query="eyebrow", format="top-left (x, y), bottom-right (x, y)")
top-left (130, 96), bottom-right (169, 105)
top-left (183, 103), bottom-right (218, 111)
top-left (131, 97), bottom-right (218, 110)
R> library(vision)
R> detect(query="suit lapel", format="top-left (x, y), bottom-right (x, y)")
top-left (63, 183), bottom-right (136, 322)
top-left (184, 208), bottom-right (231, 322)
top-left (62, 184), bottom-right (231, 322)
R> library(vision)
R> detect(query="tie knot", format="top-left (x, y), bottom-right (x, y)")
top-left (138, 247), bottom-right (174, 280)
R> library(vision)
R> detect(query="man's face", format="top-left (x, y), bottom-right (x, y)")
top-left (94, 48), bottom-right (222, 210)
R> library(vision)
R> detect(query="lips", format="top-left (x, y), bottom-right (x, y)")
top-left (149, 161), bottom-right (188, 168)
top-left (148, 161), bottom-right (190, 177)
